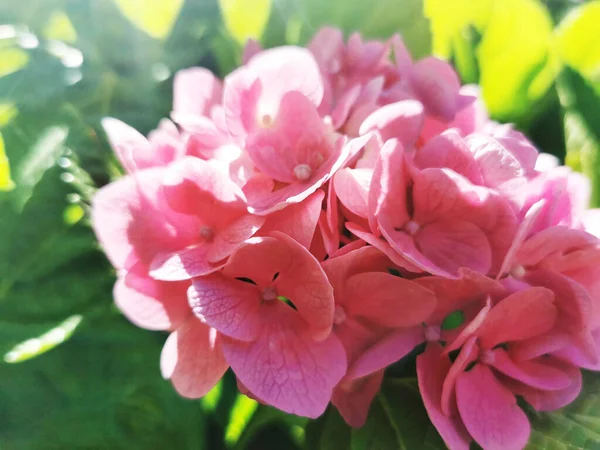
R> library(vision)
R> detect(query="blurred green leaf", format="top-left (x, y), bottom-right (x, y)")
top-left (555, 1), bottom-right (600, 90)
top-left (424, 0), bottom-right (492, 58)
top-left (42, 10), bottom-right (78, 43)
top-left (0, 131), bottom-right (15, 190)
top-left (3, 314), bottom-right (82, 363)
top-left (478, 0), bottom-right (556, 123)
top-left (225, 394), bottom-right (259, 446)
top-left (526, 372), bottom-right (600, 449)
top-left (112, 0), bottom-right (185, 39)
top-left (0, 317), bottom-right (208, 449)
top-left (558, 66), bottom-right (600, 206)
top-left (0, 47), bottom-right (29, 77)
top-left (219, 0), bottom-right (272, 45)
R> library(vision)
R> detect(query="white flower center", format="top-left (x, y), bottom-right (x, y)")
top-left (293, 164), bottom-right (313, 181)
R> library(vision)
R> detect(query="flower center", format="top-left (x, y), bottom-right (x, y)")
top-left (333, 305), bottom-right (347, 325)
top-left (510, 265), bottom-right (526, 279)
top-left (199, 226), bottom-right (214, 241)
top-left (260, 114), bottom-right (273, 127)
top-left (405, 220), bottom-right (420, 235)
top-left (424, 325), bottom-right (441, 342)
top-left (293, 164), bottom-right (313, 181)
top-left (262, 286), bottom-right (278, 302)
top-left (479, 348), bottom-right (495, 365)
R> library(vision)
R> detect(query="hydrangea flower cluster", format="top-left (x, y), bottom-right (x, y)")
top-left (92, 27), bottom-right (600, 450)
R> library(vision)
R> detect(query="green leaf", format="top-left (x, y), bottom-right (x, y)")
top-left (557, 66), bottom-right (600, 207)
top-left (526, 372), bottom-right (600, 449)
top-left (555, 1), bottom-right (600, 90)
top-left (0, 131), bottom-right (15, 190)
top-left (477, 0), bottom-right (556, 123)
top-left (219, 0), bottom-right (272, 45)
top-left (353, 379), bottom-right (446, 450)
top-left (225, 394), bottom-right (260, 446)
top-left (112, 0), bottom-right (184, 39)
top-left (0, 316), bottom-right (208, 449)
top-left (0, 47), bottom-right (29, 77)
top-left (43, 10), bottom-right (78, 43)
top-left (3, 314), bottom-right (82, 363)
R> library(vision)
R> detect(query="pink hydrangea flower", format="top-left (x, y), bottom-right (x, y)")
top-left (90, 26), bottom-right (600, 441)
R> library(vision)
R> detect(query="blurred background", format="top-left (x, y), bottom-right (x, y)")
top-left (1, 0), bottom-right (599, 448)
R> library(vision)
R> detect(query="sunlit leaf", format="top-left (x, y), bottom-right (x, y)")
top-left (555, 1), bottom-right (600, 90)
top-left (0, 47), bottom-right (29, 77)
top-left (558, 66), bottom-right (600, 207)
top-left (225, 394), bottom-right (259, 446)
top-left (0, 132), bottom-right (15, 191)
top-left (202, 379), bottom-right (224, 412)
top-left (63, 203), bottom-right (84, 225)
top-left (4, 314), bottom-right (82, 363)
top-left (0, 102), bottom-right (17, 128)
top-left (112, 0), bottom-right (184, 39)
top-left (43, 11), bottom-right (77, 43)
top-left (478, 0), bottom-right (555, 122)
top-left (424, 0), bottom-right (492, 58)
top-left (219, 0), bottom-right (272, 45)
top-left (12, 126), bottom-right (68, 209)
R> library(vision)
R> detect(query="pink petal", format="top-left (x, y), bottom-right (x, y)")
top-left (224, 233), bottom-right (335, 339)
top-left (222, 67), bottom-right (263, 142)
top-left (368, 138), bottom-right (410, 232)
top-left (308, 26), bottom-right (344, 73)
top-left (347, 326), bottom-right (424, 380)
top-left (415, 220), bottom-right (492, 275)
top-left (221, 311), bottom-right (346, 418)
top-left (519, 359), bottom-right (582, 411)
top-left (242, 39), bottom-right (262, 64)
top-left (188, 273), bottom-right (262, 341)
top-left (246, 46), bottom-right (324, 114)
top-left (441, 336), bottom-right (478, 416)
top-left (173, 67), bottom-right (222, 117)
top-left (208, 214), bottom-right (265, 263)
top-left (417, 344), bottom-right (471, 450)
top-left (332, 370), bottom-right (384, 428)
top-left (92, 168), bottom-right (184, 270)
top-left (413, 130), bottom-right (482, 185)
top-left (444, 298), bottom-right (491, 354)
top-left (345, 272), bottom-right (436, 327)
top-left (102, 118), bottom-right (152, 172)
top-left (161, 319), bottom-right (228, 398)
top-left (162, 157), bottom-right (247, 227)
top-left (412, 167), bottom-right (517, 274)
top-left (497, 199), bottom-right (546, 279)
top-left (258, 189), bottom-right (324, 249)
top-left (478, 287), bottom-right (556, 349)
top-left (517, 227), bottom-right (598, 268)
top-left (359, 100), bottom-right (424, 148)
top-left (114, 270), bottom-right (190, 331)
top-left (410, 57), bottom-right (460, 121)
top-left (333, 168), bottom-right (371, 219)
top-left (322, 245), bottom-right (392, 302)
top-left (489, 348), bottom-right (571, 390)
top-left (149, 245), bottom-right (223, 281)
top-left (345, 222), bottom-right (423, 273)
top-left (456, 364), bottom-right (530, 450)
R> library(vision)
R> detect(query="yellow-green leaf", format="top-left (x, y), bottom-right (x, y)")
top-left (424, 0), bottom-right (492, 58)
top-left (219, 0), bottom-right (272, 45)
top-left (0, 132), bottom-right (15, 191)
top-left (43, 11), bottom-right (78, 43)
top-left (3, 315), bottom-right (83, 363)
top-left (556, 1), bottom-right (600, 88)
top-left (0, 102), bottom-right (18, 128)
top-left (0, 47), bottom-right (29, 77)
top-left (112, 0), bottom-right (184, 39)
top-left (224, 393), bottom-right (259, 446)
top-left (477, 0), bottom-right (555, 122)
